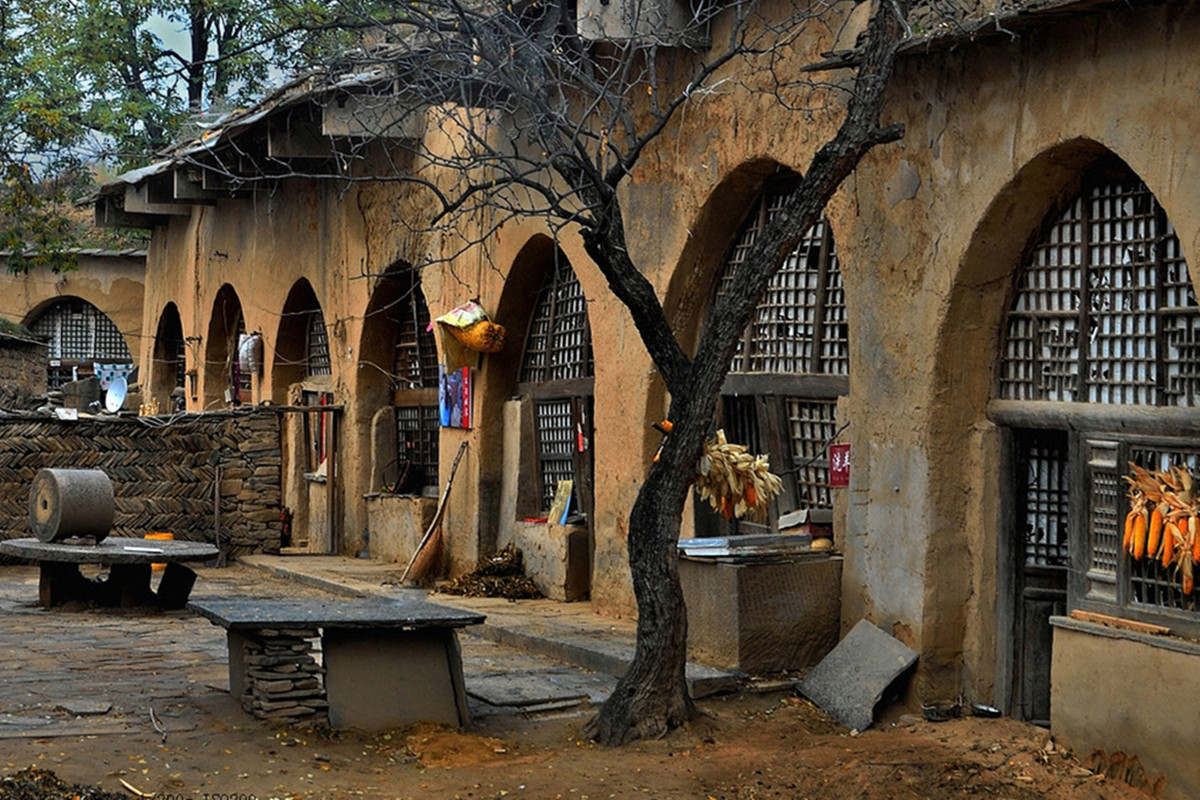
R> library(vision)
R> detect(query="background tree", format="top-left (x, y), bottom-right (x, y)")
top-left (0, 0), bottom-right (362, 267)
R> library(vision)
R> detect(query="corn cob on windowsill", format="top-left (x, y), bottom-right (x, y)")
top-left (1124, 462), bottom-right (1199, 595)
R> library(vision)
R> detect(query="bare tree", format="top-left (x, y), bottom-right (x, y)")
top-left (163, 0), bottom-right (918, 743)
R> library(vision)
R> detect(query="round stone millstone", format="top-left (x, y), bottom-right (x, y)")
top-left (28, 468), bottom-right (115, 543)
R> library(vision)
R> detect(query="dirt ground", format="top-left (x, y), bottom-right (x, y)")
top-left (0, 695), bottom-right (1160, 800)
top-left (0, 564), bottom-right (1160, 800)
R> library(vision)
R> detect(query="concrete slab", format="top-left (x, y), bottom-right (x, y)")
top-left (796, 619), bottom-right (918, 732)
top-left (466, 673), bottom-right (589, 707)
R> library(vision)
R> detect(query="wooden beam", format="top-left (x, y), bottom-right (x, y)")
top-left (173, 169), bottom-right (223, 201)
top-left (93, 195), bottom-right (162, 230)
top-left (124, 182), bottom-right (191, 216)
top-left (269, 116), bottom-right (332, 159)
top-left (322, 95), bottom-right (426, 139)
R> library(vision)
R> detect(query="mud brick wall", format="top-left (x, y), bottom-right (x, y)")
top-left (0, 338), bottom-right (46, 407)
top-left (0, 409), bottom-right (283, 554)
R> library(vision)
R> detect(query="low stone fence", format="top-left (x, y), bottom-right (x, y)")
top-left (0, 409), bottom-right (282, 554)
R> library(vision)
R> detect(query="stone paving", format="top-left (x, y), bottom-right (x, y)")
top-left (0, 561), bottom-right (616, 741)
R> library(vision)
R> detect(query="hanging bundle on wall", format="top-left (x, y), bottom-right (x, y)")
top-left (436, 301), bottom-right (506, 371)
top-left (237, 332), bottom-right (263, 377)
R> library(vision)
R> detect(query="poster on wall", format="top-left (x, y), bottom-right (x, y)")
top-left (439, 364), bottom-right (473, 429)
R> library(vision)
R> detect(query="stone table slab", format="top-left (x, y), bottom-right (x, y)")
top-left (188, 598), bottom-right (485, 630)
top-left (796, 619), bottom-right (919, 732)
top-left (0, 537), bottom-right (218, 609)
top-left (190, 598), bottom-right (486, 731)
top-left (0, 537), bottom-right (217, 564)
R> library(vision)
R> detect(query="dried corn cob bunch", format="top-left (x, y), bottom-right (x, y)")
top-left (695, 429), bottom-right (783, 521)
top-left (1123, 462), bottom-right (1198, 594)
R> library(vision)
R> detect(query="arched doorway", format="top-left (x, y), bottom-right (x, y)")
top-left (991, 154), bottom-right (1200, 724)
top-left (151, 303), bottom-right (186, 410)
top-left (203, 285), bottom-right (247, 409)
top-left (696, 171), bottom-right (848, 537)
top-left (272, 279), bottom-right (331, 405)
top-left (274, 279), bottom-right (337, 553)
top-left (358, 264), bottom-right (440, 495)
top-left (492, 236), bottom-right (595, 600)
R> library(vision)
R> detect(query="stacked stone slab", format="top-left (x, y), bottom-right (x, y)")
top-left (240, 628), bottom-right (328, 724)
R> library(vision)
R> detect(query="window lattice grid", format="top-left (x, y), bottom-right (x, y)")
top-left (173, 336), bottom-right (187, 389)
top-left (785, 398), bottom-right (837, 510)
top-left (1089, 467), bottom-right (1121, 576)
top-left (520, 258), bottom-right (593, 384)
top-left (1161, 221), bottom-right (1200, 405)
top-left (1018, 437), bottom-right (1070, 567)
top-left (534, 399), bottom-right (577, 511)
top-left (306, 311), bottom-right (331, 377)
top-left (1086, 181), bottom-right (1158, 405)
top-left (717, 185), bottom-right (847, 376)
top-left (1127, 446), bottom-right (1200, 614)
top-left (29, 299), bottom-right (131, 363)
top-left (393, 289), bottom-right (438, 390)
top-left (1001, 174), bottom-right (1200, 406)
top-left (395, 405), bottom-right (440, 489)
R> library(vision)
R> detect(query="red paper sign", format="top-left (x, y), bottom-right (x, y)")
top-left (828, 443), bottom-right (851, 487)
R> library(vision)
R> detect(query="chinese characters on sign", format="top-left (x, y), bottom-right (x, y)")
top-left (829, 443), bottom-right (850, 487)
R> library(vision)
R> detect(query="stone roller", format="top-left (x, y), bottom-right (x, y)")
top-left (28, 468), bottom-right (115, 543)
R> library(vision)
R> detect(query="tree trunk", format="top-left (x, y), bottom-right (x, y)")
top-left (584, 448), bottom-right (699, 744)
top-left (585, 0), bottom-right (906, 746)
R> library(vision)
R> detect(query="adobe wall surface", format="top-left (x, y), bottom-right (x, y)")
top-left (1051, 620), bottom-right (1195, 799)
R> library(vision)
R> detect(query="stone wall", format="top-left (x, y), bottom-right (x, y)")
top-left (0, 336), bottom-right (46, 408)
top-left (0, 409), bottom-right (283, 554)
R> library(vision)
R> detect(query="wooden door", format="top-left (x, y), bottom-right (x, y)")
top-left (1010, 429), bottom-right (1069, 726)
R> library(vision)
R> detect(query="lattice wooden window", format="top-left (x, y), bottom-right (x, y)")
top-left (534, 398), bottom-right (577, 510)
top-left (1018, 436), bottom-right (1070, 568)
top-left (521, 256), bottom-right (593, 383)
top-left (29, 299), bottom-right (132, 389)
top-left (518, 255), bottom-right (594, 515)
top-left (718, 184), bottom-right (847, 377)
top-left (711, 178), bottom-right (848, 520)
top-left (306, 310), bottom-right (331, 377)
top-left (1126, 443), bottom-right (1200, 615)
top-left (394, 405), bottom-right (439, 492)
top-left (1000, 174), bottom-right (1200, 405)
top-left (787, 399), bottom-right (839, 510)
top-left (393, 288), bottom-right (437, 390)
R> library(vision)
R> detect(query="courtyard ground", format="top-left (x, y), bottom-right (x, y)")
top-left (0, 561), bottom-right (1158, 800)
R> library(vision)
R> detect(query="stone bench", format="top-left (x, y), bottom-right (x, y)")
top-left (0, 537), bottom-right (218, 609)
top-left (188, 597), bottom-right (486, 729)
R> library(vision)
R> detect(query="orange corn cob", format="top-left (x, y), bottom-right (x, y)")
top-left (1192, 517), bottom-right (1200, 562)
top-left (1123, 510), bottom-right (1137, 554)
top-left (1148, 507), bottom-right (1164, 560)
top-left (1132, 511), bottom-right (1148, 560)
top-left (1163, 522), bottom-right (1178, 568)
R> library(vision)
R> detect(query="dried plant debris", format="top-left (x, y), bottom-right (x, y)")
top-left (440, 545), bottom-right (543, 599)
top-left (0, 767), bottom-right (126, 800)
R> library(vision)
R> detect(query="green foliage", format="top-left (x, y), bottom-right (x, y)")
top-left (0, 0), bottom-right (360, 268)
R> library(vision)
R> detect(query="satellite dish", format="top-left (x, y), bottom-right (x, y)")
top-left (105, 376), bottom-right (128, 413)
